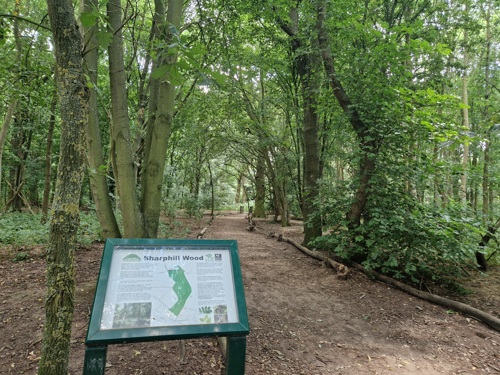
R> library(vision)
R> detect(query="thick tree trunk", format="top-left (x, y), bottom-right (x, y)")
top-left (108, 0), bottom-right (144, 237)
top-left (80, 0), bottom-right (121, 238)
top-left (300, 62), bottom-right (322, 244)
top-left (278, 6), bottom-right (322, 244)
top-left (141, 0), bottom-right (184, 238)
top-left (38, 0), bottom-right (89, 372)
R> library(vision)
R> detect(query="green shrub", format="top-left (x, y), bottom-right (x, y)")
top-left (12, 251), bottom-right (30, 262)
top-left (315, 184), bottom-right (482, 290)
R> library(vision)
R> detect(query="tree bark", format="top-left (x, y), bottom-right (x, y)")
top-left (40, 91), bottom-right (56, 224)
top-left (277, 6), bottom-right (322, 244)
top-left (141, 0), bottom-right (184, 238)
top-left (38, 0), bottom-right (89, 372)
top-left (80, 0), bottom-right (121, 238)
top-left (482, 2), bottom-right (492, 218)
top-left (0, 98), bottom-right (17, 206)
top-left (254, 147), bottom-right (267, 218)
top-left (108, 0), bottom-right (144, 237)
top-left (300, 51), bottom-right (322, 244)
top-left (460, 19), bottom-right (470, 205)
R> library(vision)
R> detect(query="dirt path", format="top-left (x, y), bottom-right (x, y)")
top-left (0, 212), bottom-right (499, 374)
top-left (205, 213), bottom-right (499, 374)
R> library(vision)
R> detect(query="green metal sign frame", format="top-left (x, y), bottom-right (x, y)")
top-left (83, 238), bottom-right (249, 374)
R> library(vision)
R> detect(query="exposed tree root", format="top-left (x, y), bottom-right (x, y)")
top-left (349, 262), bottom-right (500, 332)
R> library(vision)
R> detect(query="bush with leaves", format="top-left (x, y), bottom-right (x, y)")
top-left (316, 179), bottom-right (482, 290)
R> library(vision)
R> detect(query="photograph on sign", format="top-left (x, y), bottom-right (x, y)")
top-left (99, 245), bottom-right (238, 330)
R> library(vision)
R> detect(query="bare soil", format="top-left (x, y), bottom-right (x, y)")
top-left (0, 212), bottom-right (499, 374)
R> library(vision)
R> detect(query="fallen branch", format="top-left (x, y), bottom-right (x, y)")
top-left (267, 231), bottom-right (500, 332)
top-left (350, 262), bottom-right (500, 332)
top-left (196, 216), bottom-right (214, 239)
top-left (269, 233), bottom-right (349, 278)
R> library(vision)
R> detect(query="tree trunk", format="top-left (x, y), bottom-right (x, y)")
top-left (141, 0), bottom-right (184, 238)
top-left (80, 0), bottom-right (121, 238)
top-left (264, 149), bottom-right (290, 226)
top-left (108, 0), bottom-right (144, 237)
top-left (254, 148), bottom-right (267, 218)
top-left (277, 6), bottom-right (321, 244)
top-left (208, 161), bottom-right (214, 217)
top-left (38, 0), bottom-right (89, 372)
top-left (459, 8), bottom-right (470, 205)
top-left (315, 1), bottom-right (378, 229)
top-left (41, 91), bottom-right (56, 224)
top-left (0, 98), bottom-right (17, 206)
top-left (482, 3), bottom-right (492, 218)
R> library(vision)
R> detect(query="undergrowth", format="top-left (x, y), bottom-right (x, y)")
top-left (0, 211), bottom-right (102, 246)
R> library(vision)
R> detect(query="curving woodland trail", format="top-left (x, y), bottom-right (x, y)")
top-left (0, 212), bottom-right (498, 374)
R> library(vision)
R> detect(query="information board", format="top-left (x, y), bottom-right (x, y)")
top-left (86, 238), bottom-right (249, 345)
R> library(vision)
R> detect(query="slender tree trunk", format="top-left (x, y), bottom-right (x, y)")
top-left (38, 0), bottom-right (89, 372)
top-left (459, 9), bottom-right (470, 205)
top-left (254, 148), bottom-right (267, 218)
top-left (141, 0), bottom-right (184, 237)
top-left (140, 0), bottom-right (164, 181)
top-left (5, 4), bottom-right (24, 211)
top-left (482, 2), bottom-right (492, 218)
top-left (264, 149), bottom-right (290, 226)
top-left (208, 161), bottom-right (214, 217)
top-left (108, 0), bottom-right (144, 237)
top-left (80, 0), bottom-right (121, 238)
top-left (316, 1), bottom-right (377, 229)
top-left (235, 174), bottom-right (242, 204)
top-left (0, 98), bottom-right (18, 206)
top-left (41, 91), bottom-right (56, 224)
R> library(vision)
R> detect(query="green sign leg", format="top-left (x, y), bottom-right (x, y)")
top-left (225, 336), bottom-right (247, 375)
top-left (83, 345), bottom-right (108, 375)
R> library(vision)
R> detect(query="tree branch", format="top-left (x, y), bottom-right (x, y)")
top-left (0, 13), bottom-right (51, 31)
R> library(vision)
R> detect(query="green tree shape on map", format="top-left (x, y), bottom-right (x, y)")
top-left (168, 266), bottom-right (192, 316)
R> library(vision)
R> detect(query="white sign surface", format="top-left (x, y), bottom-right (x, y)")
top-left (100, 245), bottom-right (238, 330)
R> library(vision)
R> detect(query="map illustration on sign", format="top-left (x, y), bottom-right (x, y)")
top-left (168, 266), bottom-right (192, 316)
top-left (99, 245), bottom-right (239, 330)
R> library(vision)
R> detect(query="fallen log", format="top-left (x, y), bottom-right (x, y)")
top-left (350, 262), bottom-right (500, 332)
top-left (269, 233), bottom-right (349, 279)
top-left (267, 231), bottom-right (500, 332)
top-left (196, 216), bottom-right (215, 239)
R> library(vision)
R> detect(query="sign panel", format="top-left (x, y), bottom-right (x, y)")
top-left (100, 245), bottom-right (238, 329)
top-left (86, 239), bottom-right (249, 345)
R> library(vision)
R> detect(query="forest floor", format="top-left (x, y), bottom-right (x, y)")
top-left (0, 212), bottom-right (499, 375)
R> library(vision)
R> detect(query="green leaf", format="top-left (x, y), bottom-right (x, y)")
top-left (79, 12), bottom-right (97, 28)
top-left (96, 30), bottom-right (112, 49)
